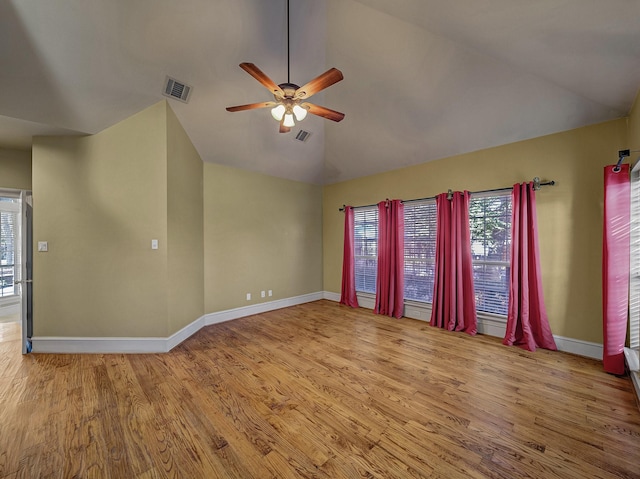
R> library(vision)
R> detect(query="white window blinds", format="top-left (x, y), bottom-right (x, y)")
top-left (469, 193), bottom-right (512, 316)
top-left (354, 207), bottom-right (378, 293)
top-left (404, 200), bottom-right (437, 303)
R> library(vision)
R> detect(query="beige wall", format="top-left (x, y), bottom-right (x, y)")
top-left (32, 102), bottom-right (170, 337)
top-left (323, 119), bottom-right (629, 343)
top-left (629, 90), bottom-right (640, 153)
top-left (0, 148), bottom-right (31, 190)
top-left (167, 105), bottom-right (204, 333)
top-left (203, 163), bottom-right (323, 313)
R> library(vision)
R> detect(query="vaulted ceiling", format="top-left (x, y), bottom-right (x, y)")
top-left (1, 0), bottom-right (639, 184)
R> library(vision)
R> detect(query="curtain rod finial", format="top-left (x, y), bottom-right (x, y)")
top-left (533, 177), bottom-right (541, 191)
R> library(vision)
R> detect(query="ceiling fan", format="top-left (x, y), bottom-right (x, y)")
top-left (225, 0), bottom-right (345, 134)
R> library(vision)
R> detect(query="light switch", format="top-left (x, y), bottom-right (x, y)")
top-left (151, 239), bottom-right (158, 250)
top-left (38, 241), bottom-right (48, 252)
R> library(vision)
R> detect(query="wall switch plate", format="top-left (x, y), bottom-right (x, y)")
top-left (151, 239), bottom-right (159, 250)
top-left (268, 290), bottom-right (273, 297)
top-left (38, 241), bottom-right (48, 252)
top-left (246, 293), bottom-right (251, 301)
top-left (261, 291), bottom-right (265, 298)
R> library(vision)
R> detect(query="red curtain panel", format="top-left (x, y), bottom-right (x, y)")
top-left (504, 182), bottom-right (557, 352)
top-left (430, 191), bottom-right (477, 335)
top-left (602, 164), bottom-right (630, 374)
top-left (340, 206), bottom-right (359, 308)
top-left (374, 199), bottom-right (404, 318)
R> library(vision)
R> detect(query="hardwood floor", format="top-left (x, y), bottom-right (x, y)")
top-left (1, 300), bottom-right (639, 478)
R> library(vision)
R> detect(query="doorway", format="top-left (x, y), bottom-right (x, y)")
top-left (0, 190), bottom-right (32, 353)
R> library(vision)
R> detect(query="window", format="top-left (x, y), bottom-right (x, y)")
top-left (469, 193), bottom-right (512, 316)
top-left (353, 207), bottom-right (378, 293)
top-left (404, 200), bottom-right (437, 303)
top-left (0, 198), bottom-right (19, 298)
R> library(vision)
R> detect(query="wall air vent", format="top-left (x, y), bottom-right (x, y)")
top-left (294, 130), bottom-right (311, 142)
top-left (163, 76), bottom-right (192, 103)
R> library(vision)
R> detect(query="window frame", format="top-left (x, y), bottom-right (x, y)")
top-left (353, 206), bottom-right (379, 294)
top-left (469, 191), bottom-right (513, 318)
top-left (0, 197), bottom-right (20, 300)
top-left (403, 199), bottom-right (437, 304)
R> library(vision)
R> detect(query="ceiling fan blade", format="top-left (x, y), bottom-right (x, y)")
top-left (303, 103), bottom-right (345, 122)
top-left (294, 68), bottom-right (344, 99)
top-left (226, 101), bottom-right (276, 112)
top-left (239, 63), bottom-right (284, 98)
top-left (279, 120), bottom-right (291, 134)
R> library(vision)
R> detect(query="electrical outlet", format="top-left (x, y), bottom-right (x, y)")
top-left (261, 291), bottom-right (265, 298)
top-left (268, 290), bottom-right (273, 297)
top-left (38, 241), bottom-right (48, 252)
top-left (246, 293), bottom-right (251, 301)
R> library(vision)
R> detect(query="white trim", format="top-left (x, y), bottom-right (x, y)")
top-left (31, 292), bottom-right (605, 359)
top-left (32, 336), bottom-right (170, 354)
top-left (323, 291), bottom-right (340, 302)
top-left (324, 291), bottom-right (603, 359)
top-left (625, 347), bottom-right (640, 372)
top-left (205, 292), bottom-right (324, 325)
top-left (31, 292), bottom-right (325, 354)
top-left (166, 315), bottom-right (207, 351)
top-left (0, 300), bottom-right (20, 317)
top-left (625, 348), bottom-right (640, 410)
top-left (553, 335), bottom-right (602, 359)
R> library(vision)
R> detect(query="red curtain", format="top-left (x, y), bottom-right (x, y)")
top-left (603, 164), bottom-right (630, 374)
top-left (430, 191), bottom-right (477, 335)
top-left (374, 199), bottom-right (404, 318)
top-left (340, 206), bottom-right (359, 308)
top-left (504, 182), bottom-right (557, 351)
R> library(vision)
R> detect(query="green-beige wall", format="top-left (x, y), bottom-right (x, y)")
top-left (167, 105), bottom-right (205, 334)
top-left (32, 101), bottom-right (205, 338)
top-left (323, 118), bottom-right (629, 344)
top-left (0, 148), bottom-right (31, 190)
top-left (30, 100), bottom-right (323, 339)
top-left (203, 163), bottom-right (323, 312)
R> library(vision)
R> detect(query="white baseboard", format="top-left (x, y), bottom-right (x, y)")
top-left (323, 291), bottom-right (340, 302)
top-left (31, 291), bottom-right (605, 359)
top-left (205, 292), bottom-right (324, 325)
top-left (553, 335), bottom-right (603, 360)
top-left (31, 292), bottom-right (325, 354)
top-left (323, 291), bottom-right (603, 359)
top-left (32, 336), bottom-right (171, 354)
top-left (0, 301), bottom-right (20, 317)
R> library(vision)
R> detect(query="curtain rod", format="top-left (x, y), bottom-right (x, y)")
top-left (338, 177), bottom-right (555, 211)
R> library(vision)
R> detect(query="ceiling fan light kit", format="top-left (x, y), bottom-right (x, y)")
top-left (226, 0), bottom-right (344, 133)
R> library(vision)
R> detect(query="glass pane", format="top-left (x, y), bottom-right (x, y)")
top-left (354, 207), bottom-right (378, 293)
top-left (0, 206), bottom-right (18, 298)
top-left (404, 200), bottom-right (437, 302)
top-left (469, 195), bottom-right (512, 262)
top-left (470, 193), bottom-right (512, 315)
top-left (473, 264), bottom-right (510, 315)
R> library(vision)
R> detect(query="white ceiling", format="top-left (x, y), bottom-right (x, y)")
top-left (1, 0), bottom-right (639, 184)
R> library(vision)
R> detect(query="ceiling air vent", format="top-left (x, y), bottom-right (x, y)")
top-left (294, 130), bottom-right (311, 142)
top-left (163, 76), bottom-right (192, 103)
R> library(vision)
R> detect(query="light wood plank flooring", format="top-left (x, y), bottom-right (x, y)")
top-left (1, 300), bottom-right (639, 478)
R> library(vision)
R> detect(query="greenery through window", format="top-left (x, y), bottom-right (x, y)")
top-left (469, 193), bottom-right (512, 316)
